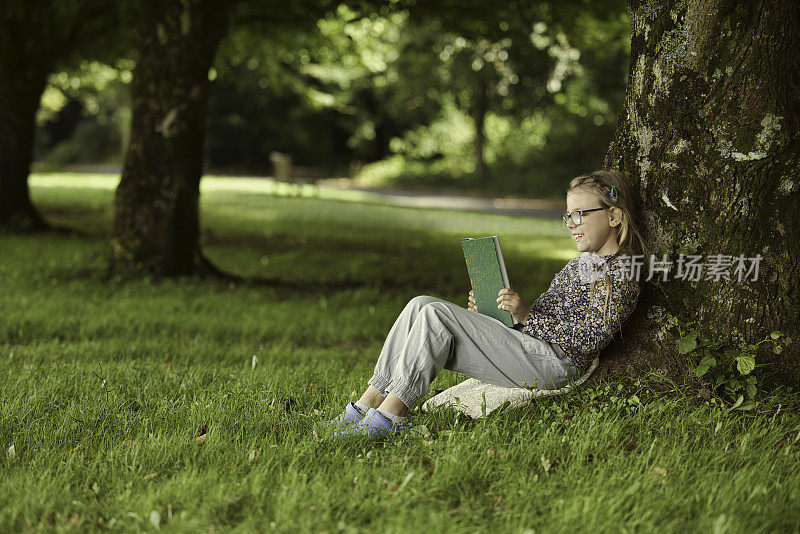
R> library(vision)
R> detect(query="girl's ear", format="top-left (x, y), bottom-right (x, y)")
top-left (609, 207), bottom-right (623, 227)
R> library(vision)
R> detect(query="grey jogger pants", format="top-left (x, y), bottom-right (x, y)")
top-left (368, 295), bottom-right (582, 409)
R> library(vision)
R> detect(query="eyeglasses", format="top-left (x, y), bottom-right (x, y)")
top-left (562, 207), bottom-right (606, 227)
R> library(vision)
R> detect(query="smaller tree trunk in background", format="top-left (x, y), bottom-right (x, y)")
top-left (0, 74), bottom-right (49, 230)
top-left (470, 80), bottom-right (487, 177)
top-left (113, 0), bottom-right (228, 276)
top-left (1, 0), bottom-right (115, 231)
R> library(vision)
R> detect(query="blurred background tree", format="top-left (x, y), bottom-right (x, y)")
top-left (111, 0), bottom-right (231, 276)
top-left (32, 0), bottom-right (629, 201)
top-left (0, 0), bottom-right (121, 230)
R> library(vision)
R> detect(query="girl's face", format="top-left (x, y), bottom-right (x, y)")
top-left (565, 188), bottom-right (622, 256)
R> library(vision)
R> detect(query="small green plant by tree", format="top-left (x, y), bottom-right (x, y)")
top-left (648, 307), bottom-right (791, 409)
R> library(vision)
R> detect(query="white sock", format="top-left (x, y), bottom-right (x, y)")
top-left (376, 408), bottom-right (406, 424)
top-left (354, 401), bottom-right (369, 415)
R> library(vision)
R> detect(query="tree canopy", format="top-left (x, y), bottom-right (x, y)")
top-left (31, 0), bottom-right (629, 198)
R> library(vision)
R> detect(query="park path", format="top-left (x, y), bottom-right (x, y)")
top-left (317, 179), bottom-right (564, 219)
top-left (42, 165), bottom-right (565, 219)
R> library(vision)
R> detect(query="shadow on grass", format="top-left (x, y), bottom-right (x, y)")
top-left (28, 184), bottom-right (571, 299)
top-left (30, 214), bottom-right (566, 301)
top-left (200, 222), bottom-right (567, 298)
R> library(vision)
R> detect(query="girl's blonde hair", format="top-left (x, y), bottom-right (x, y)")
top-left (568, 169), bottom-right (648, 261)
top-left (568, 169), bottom-right (649, 327)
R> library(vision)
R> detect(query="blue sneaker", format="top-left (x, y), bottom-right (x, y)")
top-left (313, 402), bottom-right (364, 436)
top-left (334, 408), bottom-right (413, 438)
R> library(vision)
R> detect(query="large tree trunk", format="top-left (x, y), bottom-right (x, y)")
top-left (113, 0), bottom-right (227, 276)
top-left (0, 73), bottom-right (49, 230)
top-left (600, 0), bottom-right (800, 388)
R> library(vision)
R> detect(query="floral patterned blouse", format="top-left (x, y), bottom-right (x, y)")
top-left (521, 253), bottom-right (640, 374)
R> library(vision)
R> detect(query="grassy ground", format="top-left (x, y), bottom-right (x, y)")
top-left (1, 173), bottom-right (799, 532)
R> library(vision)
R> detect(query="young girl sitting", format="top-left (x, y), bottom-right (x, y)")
top-left (314, 169), bottom-right (648, 438)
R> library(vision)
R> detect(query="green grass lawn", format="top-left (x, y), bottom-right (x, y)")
top-left (1, 173), bottom-right (798, 532)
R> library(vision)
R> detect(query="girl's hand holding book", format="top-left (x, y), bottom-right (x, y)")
top-left (468, 290), bottom-right (477, 312)
top-left (497, 289), bottom-right (528, 325)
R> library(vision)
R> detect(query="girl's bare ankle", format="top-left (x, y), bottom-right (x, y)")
top-left (356, 389), bottom-right (384, 409)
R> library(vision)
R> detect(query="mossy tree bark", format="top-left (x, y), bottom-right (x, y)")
top-left (113, 0), bottom-right (228, 276)
top-left (600, 0), bottom-right (800, 387)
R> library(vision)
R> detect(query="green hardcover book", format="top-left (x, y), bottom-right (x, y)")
top-left (461, 235), bottom-right (514, 327)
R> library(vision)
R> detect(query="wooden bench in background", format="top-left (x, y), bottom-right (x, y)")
top-left (269, 151), bottom-right (321, 197)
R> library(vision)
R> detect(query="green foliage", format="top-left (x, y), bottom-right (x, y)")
top-left (35, 0), bottom-right (629, 195)
top-left (33, 60), bottom-right (133, 167)
top-left (650, 307), bottom-right (792, 408)
top-left (345, 3), bottom-right (629, 195)
top-left (1, 0), bottom-right (121, 66)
